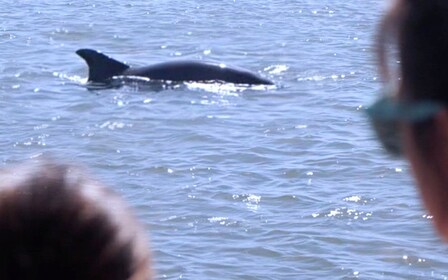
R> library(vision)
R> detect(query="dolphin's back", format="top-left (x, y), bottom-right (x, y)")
top-left (126, 61), bottom-right (273, 85)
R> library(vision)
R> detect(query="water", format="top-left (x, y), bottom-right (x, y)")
top-left (2, 0), bottom-right (448, 279)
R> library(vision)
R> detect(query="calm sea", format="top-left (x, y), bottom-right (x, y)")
top-left (2, 0), bottom-right (448, 279)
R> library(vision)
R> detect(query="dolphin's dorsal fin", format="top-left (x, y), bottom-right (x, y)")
top-left (76, 49), bottom-right (130, 82)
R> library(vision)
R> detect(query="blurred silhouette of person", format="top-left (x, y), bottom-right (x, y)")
top-left (368, 0), bottom-right (448, 241)
top-left (0, 160), bottom-right (153, 279)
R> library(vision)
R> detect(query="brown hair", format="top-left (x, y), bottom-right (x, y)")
top-left (0, 161), bottom-right (152, 280)
top-left (378, 0), bottom-right (448, 102)
top-left (377, 0), bottom-right (448, 157)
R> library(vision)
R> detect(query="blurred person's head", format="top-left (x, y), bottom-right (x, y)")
top-left (0, 160), bottom-right (152, 279)
top-left (370, 0), bottom-right (448, 240)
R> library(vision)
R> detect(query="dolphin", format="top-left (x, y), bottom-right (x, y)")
top-left (76, 49), bottom-right (273, 86)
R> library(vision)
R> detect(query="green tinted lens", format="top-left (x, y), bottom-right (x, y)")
top-left (370, 117), bottom-right (402, 156)
top-left (366, 96), bottom-right (443, 157)
top-left (366, 96), bottom-right (442, 122)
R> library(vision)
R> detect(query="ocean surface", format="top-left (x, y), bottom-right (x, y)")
top-left (2, 0), bottom-right (448, 279)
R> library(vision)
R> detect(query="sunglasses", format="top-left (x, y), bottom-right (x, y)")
top-left (366, 96), bottom-right (444, 156)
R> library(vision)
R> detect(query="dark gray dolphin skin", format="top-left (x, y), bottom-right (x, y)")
top-left (76, 49), bottom-right (273, 85)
